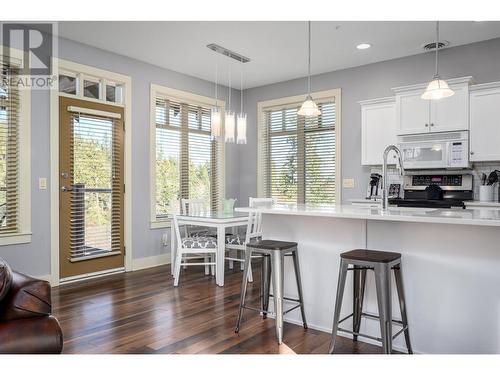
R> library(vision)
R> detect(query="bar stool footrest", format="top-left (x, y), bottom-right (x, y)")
top-left (337, 312), bottom-right (408, 341)
top-left (241, 302), bottom-right (303, 317)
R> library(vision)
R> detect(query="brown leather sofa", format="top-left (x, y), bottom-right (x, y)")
top-left (0, 258), bottom-right (63, 354)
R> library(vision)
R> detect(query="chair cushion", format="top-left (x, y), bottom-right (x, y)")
top-left (225, 234), bottom-right (245, 245)
top-left (181, 236), bottom-right (217, 249)
top-left (0, 258), bottom-right (13, 302)
top-left (340, 249), bottom-right (401, 263)
top-left (247, 240), bottom-right (297, 251)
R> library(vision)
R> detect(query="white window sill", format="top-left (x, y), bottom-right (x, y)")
top-left (0, 232), bottom-right (32, 246)
top-left (150, 220), bottom-right (171, 229)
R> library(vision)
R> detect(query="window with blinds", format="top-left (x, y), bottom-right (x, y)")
top-left (260, 100), bottom-right (337, 205)
top-left (155, 97), bottom-right (220, 219)
top-left (0, 62), bottom-right (20, 233)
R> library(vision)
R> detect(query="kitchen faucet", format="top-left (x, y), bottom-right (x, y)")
top-left (382, 145), bottom-right (405, 210)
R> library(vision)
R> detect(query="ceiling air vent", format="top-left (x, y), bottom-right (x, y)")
top-left (422, 40), bottom-right (450, 51)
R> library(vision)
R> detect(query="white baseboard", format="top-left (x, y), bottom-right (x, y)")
top-left (132, 253), bottom-right (171, 271)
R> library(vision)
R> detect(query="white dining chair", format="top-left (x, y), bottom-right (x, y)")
top-left (179, 198), bottom-right (213, 274)
top-left (248, 197), bottom-right (275, 208)
top-left (172, 212), bottom-right (217, 287)
top-left (224, 197), bottom-right (272, 281)
top-left (225, 210), bottom-right (264, 283)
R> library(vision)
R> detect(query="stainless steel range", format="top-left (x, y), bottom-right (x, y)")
top-left (390, 171), bottom-right (473, 209)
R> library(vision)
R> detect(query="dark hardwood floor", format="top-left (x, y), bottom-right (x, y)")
top-left (52, 263), bottom-right (382, 354)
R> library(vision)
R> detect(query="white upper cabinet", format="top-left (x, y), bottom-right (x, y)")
top-left (393, 77), bottom-right (473, 135)
top-left (360, 97), bottom-right (397, 165)
top-left (395, 91), bottom-right (430, 134)
top-left (469, 82), bottom-right (500, 162)
top-left (430, 82), bottom-right (469, 132)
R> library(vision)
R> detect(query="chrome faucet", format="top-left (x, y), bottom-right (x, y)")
top-left (382, 145), bottom-right (405, 210)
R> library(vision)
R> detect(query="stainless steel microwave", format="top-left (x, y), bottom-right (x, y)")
top-left (398, 131), bottom-right (470, 170)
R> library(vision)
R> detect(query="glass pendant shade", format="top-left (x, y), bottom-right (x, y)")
top-left (211, 107), bottom-right (222, 138)
top-left (236, 113), bottom-right (247, 144)
top-left (224, 111), bottom-right (235, 143)
top-left (421, 76), bottom-right (455, 100)
top-left (298, 95), bottom-right (321, 117)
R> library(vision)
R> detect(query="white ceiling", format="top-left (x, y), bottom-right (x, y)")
top-left (59, 21), bottom-right (500, 89)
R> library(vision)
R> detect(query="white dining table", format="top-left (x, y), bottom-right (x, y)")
top-left (170, 211), bottom-right (249, 287)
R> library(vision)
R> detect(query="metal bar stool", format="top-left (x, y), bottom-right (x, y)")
top-left (235, 240), bottom-right (307, 344)
top-left (329, 249), bottom-right (412, 354)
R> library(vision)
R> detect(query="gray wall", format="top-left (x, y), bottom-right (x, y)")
top-left (238, 37), bottom-right (500, 205)
top-left (0, 36), bottom-right (240, 277)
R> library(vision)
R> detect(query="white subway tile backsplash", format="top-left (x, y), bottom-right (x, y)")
top-left (369, 162), bottom-right (500, 202)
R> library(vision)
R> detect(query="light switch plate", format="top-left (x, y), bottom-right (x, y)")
top-left (343, 178), bottom-right (355, 188)
top-left (39, 177), bottom-right (47, 190)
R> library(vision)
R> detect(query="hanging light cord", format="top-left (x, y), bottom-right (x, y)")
top-left (307, 20), bottom-right (311, 95)
top-left (240, 68), bottom-right (243, 115)
top-left (215, 54), bottom-right (218, 105)
top-left (228, 62), bottom-right (231, 111)
top-left (435, 21), bottom-right (439, 78)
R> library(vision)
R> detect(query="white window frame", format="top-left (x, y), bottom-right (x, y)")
top-left (0, 45), bottom-right (32, 246)
top-left (257, 88), bottom-right (342, 204)
top-left (149, 84), bottom-right (225, 229)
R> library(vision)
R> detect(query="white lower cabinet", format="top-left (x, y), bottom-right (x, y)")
top-left (469, 82), bottom-right (500, 162)
top-left (360, 97), bottom-right (397, 165)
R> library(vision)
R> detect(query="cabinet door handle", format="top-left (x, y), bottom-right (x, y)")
top-left (430, 123), bottom-right (434, 127)
top-left (470, 151), bottom-right (474, 155)
top-left (425, 123), bottom-right (429, 127)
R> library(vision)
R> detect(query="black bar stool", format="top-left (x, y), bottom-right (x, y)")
top-left (235, 240), bottom-right (307, 344)
top-left (329, 249), bottom-right (412, 354)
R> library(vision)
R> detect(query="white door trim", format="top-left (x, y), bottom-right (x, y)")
top-left (50, 58), bottom-right (133, 286)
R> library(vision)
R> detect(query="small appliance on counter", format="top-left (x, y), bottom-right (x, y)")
top-left (366, 173), bottom-right (382, 200)
top-left (389, 171), bottom-right (473, 209)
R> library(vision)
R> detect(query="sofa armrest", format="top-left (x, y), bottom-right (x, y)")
top-left (0, 316), bottom-right (63, 354)
top-left (0, 271), bottom-right (51, 321)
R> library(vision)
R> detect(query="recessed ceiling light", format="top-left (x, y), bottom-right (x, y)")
top-left (356, 43), bottom-right (371, 50)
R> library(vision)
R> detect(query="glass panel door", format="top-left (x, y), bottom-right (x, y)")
top-left (59, 96), bottom-right (124, 279)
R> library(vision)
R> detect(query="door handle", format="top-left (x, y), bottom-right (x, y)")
top-left (61, 186), bottom-right (73, 192)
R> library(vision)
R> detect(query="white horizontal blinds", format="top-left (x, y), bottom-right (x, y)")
top-left (304, 102), bottom-right (336, 203)
top-left (262, 100), bottom-right (336, 204)
top-left (0, 63), bottom-right (20, 233)
top-left (69, 112), bottom-right (122, 260)
top-left (155, 98), bottom-right (219, 218)
top-left (155, 98), bottom-right (181, 218)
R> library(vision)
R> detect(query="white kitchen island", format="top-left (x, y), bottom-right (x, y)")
top-left (235, 204), bottom-right (500, 354)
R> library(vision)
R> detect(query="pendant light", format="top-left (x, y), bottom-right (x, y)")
top-left (421, 21), bottom-right (455, 100)
top-left (211, 55), bottom-right (222, 139)
top-left (298, 21), bottom-right (321, 117)
top-left (225, 62), bottom-right (236, 143)
top-left (237, 67), bottom-right (247, 144)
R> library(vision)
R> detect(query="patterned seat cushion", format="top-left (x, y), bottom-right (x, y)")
top-left (225, 234), bottom-right (245, 245)
top-left (181, 236), bottom-right (217, 249)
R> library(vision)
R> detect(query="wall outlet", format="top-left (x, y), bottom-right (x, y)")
top-left (342, 178), bottom-right (355, 188)
top-left (39, 177), bottom-right (47, 190)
